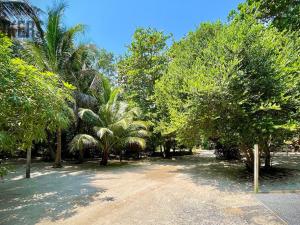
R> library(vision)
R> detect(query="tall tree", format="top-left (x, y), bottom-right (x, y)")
top-left (232, 0), bottom-right (300, 31)
top-left (0, 0), bottom-right (36, 19)
top-left (0, 34), bottom-right (73, 178)
top-left (0, 0), bottom-right (42, 38)
top-left (98, 48), bottom-right (116, 83)
top-left (118, 28), bottom-right (170, 150)
top-left (155, 19), bottom-right (300, 170)
top-left (25, 2), bottom-right (85, 168)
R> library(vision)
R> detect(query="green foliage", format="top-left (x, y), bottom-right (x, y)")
top-left (232, 0), bottom-right (300, 31)
top-left (117, 28), bottom-right (170, 150)
top-left (98, 48), bottom-right (116, 82)
top-left (25, 2), bottom-right (85, 81)
top-left (70, 81), bottom-right (149, 165)
top-left (118, 28), bottom-right (170, 121)
top-left (155, 22), bottom-right (224, 147)
top-left (0, 34), bottom-right (74, 151)
top-left (0, 165), bottom-right (10, 178)
top-left (155, 19), bottom-right (300, 163)
top-left (25, 3), bottom-right (111, 111)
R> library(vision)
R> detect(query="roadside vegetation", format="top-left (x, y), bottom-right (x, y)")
top-left (0, 0), bottom-right (299, 179)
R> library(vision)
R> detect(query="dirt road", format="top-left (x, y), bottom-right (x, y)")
top-left (35, 161), bottom-right (284, 225)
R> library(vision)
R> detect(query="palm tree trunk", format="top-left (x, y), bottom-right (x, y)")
top-left (53, 128), bottom-right (62, 168)
top-left (26, 148), bottom-right (31, 178)
top-left (100, 147), bottom-right (109, 166)
top-left (78, 149), bottom-right (84, 163)
top-left (119, 150), bottom-right (123, 162)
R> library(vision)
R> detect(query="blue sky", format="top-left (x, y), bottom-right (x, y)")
top-left (30, 0), bottom-right (243, 55)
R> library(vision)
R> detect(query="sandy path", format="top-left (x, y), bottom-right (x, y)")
top-left (38, 163), bottom-right (284, 225)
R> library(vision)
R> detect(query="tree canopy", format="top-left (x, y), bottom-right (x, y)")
top-left (155, 18), bottom-right (300, 168)
top-left (233, 0), bottom-right (300, 31)
top-left (0, 34), bottom-right (74, 152)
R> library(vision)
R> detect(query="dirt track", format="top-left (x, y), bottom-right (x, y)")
top-left (35, 161), bottom-right (283, 225)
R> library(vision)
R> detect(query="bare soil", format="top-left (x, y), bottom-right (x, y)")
top-left (1, 153), bottom-right (294, 225)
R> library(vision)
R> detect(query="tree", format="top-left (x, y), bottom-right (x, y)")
top-left (155, 22), bottom-right (223, 150)
top-left (70, 77), bottom-right (149, 165)
top-left (155, 19), bottom-right (300, 170)
top-left (232, 0), bottom-right (300, 31)
top-left (0, 34), bottom-right (73, 178)
top-left (0, 0), bottom-right (37, 19)
top-left (117, 27), bottom-right (170, 151)
top-left (98, 48), bottom-right (116, 83)
top-left (25, 2), bottom-right (85, 168)
top-left (0, 0), bottom-right (42, 38)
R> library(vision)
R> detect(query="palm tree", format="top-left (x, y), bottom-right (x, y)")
top-left (70, 80), bottom-right (149, 166)
top-left (0, 0), bottom-right (36, 18)
top-left (26, 2), bottom-right (84, 167)
top-left (0, 0), bottom-right (42, 37)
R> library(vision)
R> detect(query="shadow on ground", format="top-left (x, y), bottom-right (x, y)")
top-left (149, 153), bottom-right (300, 192)
top-left (1, 154), bottom-right (299, 224)
top-left (0, 163), bottom-right (106, 225)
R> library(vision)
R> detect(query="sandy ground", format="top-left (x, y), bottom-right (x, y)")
top-left (2, 153), bottom-right (297, 225)
top-left (37, 163), bottom-right (283, 225)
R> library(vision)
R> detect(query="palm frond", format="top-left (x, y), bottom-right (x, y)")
top-left (124, 137), bottom-right (146, 150)
top-left (74, 91), bottom-right (98, 109)
top-left (127, 107), bottom-right (142, 117)
top-left (94, 127), bottom-right (113, 139)
top-left (0, 0), bottom-right (44, 39)
top-left (129, 129), bottom-right (150, 138)
top-left (108, 88), bottom-right (121, 105)
top-left (0, 0), bottom-right (37, 19)
top-left (129, 120), bottom-right (148, 130)
top-left (69, 134), bottom-right (98, 152)
top-left (101, 75), bottom-right (112, 101)
top-left (64, 24), bottom-right (85, 40)
top-left (25, 41), bottom-right (49, 70)
top-left (78, 108), bottom-right (101, 125)
top-left (109, 118), bottom-right (128, 131)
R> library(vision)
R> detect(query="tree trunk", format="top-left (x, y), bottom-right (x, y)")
top-left (47, 131), bottom-right (55, 161)
top-left (265, 151), bottom-right (271, 169)
top-left (26, 148), bottom-right (31, 178)
top-left (119, 150), bottom-right (123, 162)
top-left (100, 147), bottom-right (109, 166)
top-left (53, 128), bottom-right (62, 168)
top-left (163, 144), bottom-right (171, 158)
top-left (164, 140), bottom-right (172, 159)
top-left (78, 149), bottom-right (84, 163)
top-left (240, 144), bottom-right (254, 171)
top-left (262, 141), bottom-right (271, 170)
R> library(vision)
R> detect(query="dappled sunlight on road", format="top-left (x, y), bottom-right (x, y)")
top-left (1, 154), bottom-right (299, 225)
top-left (0, 163), bottom-right (106, 225)
top-left (147, 152), bottom-right (300, 192)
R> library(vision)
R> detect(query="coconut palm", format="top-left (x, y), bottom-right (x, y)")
top-left (26, 2), bottom-right (85, 167)
top-left (70, 81), bottom-right (149, 166)
top-left (0, 0), bottom-right (36, 18)
top-left (0, 0), bottom-right (42, 37)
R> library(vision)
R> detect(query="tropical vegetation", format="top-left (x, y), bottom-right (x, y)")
top-left (0, 0), bottom-right (299, 178)
top-left (70, 78), bottom-right (149, 165)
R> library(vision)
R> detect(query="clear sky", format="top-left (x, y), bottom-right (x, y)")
top-left (30, 0), bottom-right (243, 55)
